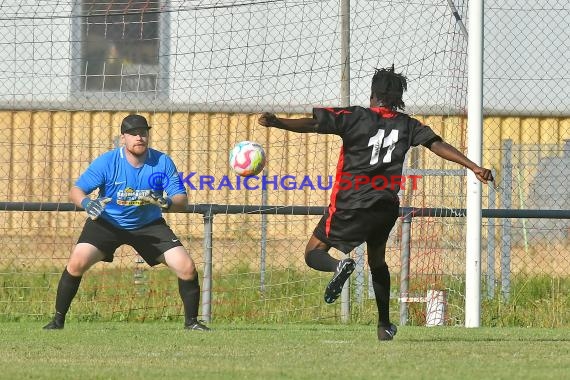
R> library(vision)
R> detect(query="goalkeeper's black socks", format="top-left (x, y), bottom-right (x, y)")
top-left (44, 267), bottom-right (82, 329)
top-left (178, 276), bottom-right (200, 325)
top-left (371, 263), bottom-right (392, 327)
top-left (305, 249), bottom-right (339, 272)
top-left (179, 276), bottom-right (211, 331)
top-left (55, 267), bottom-right (82, 314)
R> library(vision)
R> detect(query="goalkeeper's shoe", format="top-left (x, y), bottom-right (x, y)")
top-left (377, 323), bottom-right (398, 341)
top-left (184, 319), bottom-right (211, 331)
top-left (324, 258), bottom-right (356, 304)
top-left (43, 317), bottom-right (64, 330)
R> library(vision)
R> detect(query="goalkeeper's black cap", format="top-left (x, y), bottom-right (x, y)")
top-left (121, 114), bottom-right (151, 134)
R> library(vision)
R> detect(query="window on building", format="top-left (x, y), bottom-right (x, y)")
top-left (79, 0), bottom-right (165, 94)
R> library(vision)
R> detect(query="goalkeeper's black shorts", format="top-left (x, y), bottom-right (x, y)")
top-left (313, 200), bottom-right (399, 254)
top-left (76, 217), bottom-right (184, 266)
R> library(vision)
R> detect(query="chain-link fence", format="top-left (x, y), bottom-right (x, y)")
top-left (0, 1), bottom-right (568, 327)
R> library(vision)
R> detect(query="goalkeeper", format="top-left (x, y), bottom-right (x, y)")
top-left (258, 66), bottom-right (493, 341)
top-left (43, 114), bottom-right (209, 331)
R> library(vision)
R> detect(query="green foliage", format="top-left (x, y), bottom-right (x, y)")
top-left (482, 275), bottom-right (570, 327)
top-left (1, 267), bottom-right (569, 327)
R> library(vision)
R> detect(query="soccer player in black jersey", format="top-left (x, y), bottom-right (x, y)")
top-left (258, 66), bottom-right (493, 341)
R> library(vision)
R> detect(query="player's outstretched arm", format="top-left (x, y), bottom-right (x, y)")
top-left (428, 140), bottom-right (494, 184)
top-left (258, 112), bottom-right (318, 133)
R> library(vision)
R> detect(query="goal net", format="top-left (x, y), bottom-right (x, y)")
top-left (0, 0), bottom-right (476, 326)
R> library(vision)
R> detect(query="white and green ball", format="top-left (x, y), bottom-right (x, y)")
top-left (229, 141), bottom-right (267, 177)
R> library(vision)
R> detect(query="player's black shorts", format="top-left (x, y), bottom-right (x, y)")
top-left (76, 217), bottom-right (184, 266)
top-left (313, 200), bottom-right (399, 253)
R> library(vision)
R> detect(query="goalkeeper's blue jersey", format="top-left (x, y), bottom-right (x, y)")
top-left (75, 147), bottom-right (186, 230)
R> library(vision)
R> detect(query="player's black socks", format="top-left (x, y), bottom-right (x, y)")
top-left (371, 263), bottom-right (391, 327)
top-left (178, 276), bottom-right (200, 324)
top-left (305, 249), bottom-right (339, 272)
top-left (54, 267), bottom-right (82, 319)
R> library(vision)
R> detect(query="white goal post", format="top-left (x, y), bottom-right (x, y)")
top-left (466, 0), bottom-right (484, 328)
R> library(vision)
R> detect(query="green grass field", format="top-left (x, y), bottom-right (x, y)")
top-left (2, 322), bottom-right (569, 379)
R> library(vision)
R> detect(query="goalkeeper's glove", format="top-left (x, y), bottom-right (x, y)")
top-left (140, 191), bottom-right (172, 210)
top-left (81, 197), bottom-right (112, 220)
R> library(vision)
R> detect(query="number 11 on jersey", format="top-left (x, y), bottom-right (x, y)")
top-left (368, 129), bottom-right (399, 165)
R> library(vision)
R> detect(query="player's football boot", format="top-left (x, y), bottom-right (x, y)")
top-left (43, 316), bottom-right (65, 330)
top-left (184, 319), bottom-right (211, 331)
top-left (324, 258), bottom-right (356, 304)
top-left (377, 323), bottom-right (398, 341)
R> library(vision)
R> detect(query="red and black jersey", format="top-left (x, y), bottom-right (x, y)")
top-left (313, 106), bottom-right (441, 209)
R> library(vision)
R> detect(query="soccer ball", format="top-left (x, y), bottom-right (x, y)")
top-left (229, 141), bottom-right (266, 177)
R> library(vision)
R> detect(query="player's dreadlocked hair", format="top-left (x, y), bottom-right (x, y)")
top-left (371, 65), bottom-right (407, 110)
